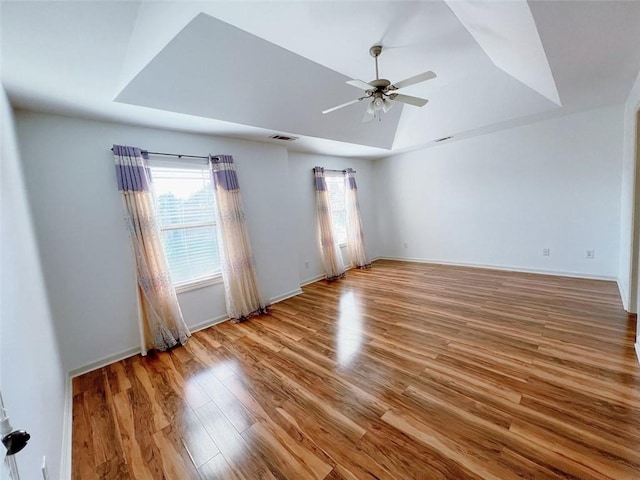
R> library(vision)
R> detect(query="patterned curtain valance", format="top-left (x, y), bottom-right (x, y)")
top-left (210, 154), bottom-right (240, 191)
top-left (113, 144), bottom-right (151, 192)
top-left (313, 166), bottom-right (327, 191)
top-left (345, 168), bottom-right (358, 190)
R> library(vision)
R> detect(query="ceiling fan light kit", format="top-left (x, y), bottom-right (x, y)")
top-left (322, 45), bottom-right (435, 122)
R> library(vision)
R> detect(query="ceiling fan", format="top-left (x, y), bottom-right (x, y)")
top-left (322, 45), bottom-right (436, 122)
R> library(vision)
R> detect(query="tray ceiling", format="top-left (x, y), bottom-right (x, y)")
top-left (3, 1), bottom-right (640, 157)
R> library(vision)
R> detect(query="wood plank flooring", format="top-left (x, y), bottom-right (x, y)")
top-left (72, 260), bottom-right (640, 479)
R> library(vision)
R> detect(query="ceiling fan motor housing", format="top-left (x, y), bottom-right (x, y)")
top-left (369, 79), bottom-right (391, 89)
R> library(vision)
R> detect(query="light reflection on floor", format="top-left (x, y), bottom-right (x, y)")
top-left (187, 366), bottom-right (248, 465)
top-left (336, 290), bottom-right (364, 366)
top-left (210, 358), bottom-right (238, 380)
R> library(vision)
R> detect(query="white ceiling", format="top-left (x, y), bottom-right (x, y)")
top-left (2, 0), bottom-right (640, 158)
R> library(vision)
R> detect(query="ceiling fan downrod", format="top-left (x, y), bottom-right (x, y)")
top-left (370, 45), bottom-right (382, 80)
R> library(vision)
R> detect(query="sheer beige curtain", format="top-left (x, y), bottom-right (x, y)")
top-left (210, 155), bottom-right (269, 322)
top-left (345, 168), bottom-right (371, 269)
top-left (113, 145), bottom-right (190, 354)
top-left (314, 167), bottom-right (345, 280)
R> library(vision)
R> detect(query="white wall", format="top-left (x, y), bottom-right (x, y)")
top-left (12, 101), bottom-right (629, 378)
top-left (287, 152), bottom-right (380, 284)
top-left (15, 112), bottom-right (301, 373)
top-left (1, 88), bottom-right (66, 479)
top-left (375, 105), bottom-right (624, 279)
top-left (619, 70), bottom-right (640, 314)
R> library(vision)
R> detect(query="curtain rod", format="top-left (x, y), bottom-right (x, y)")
top-left (111, 147), bottom-right (213, 160)
top-left (145, 150), bottom-right (212, 160)
top-left (314, 168), bottom-right (357, 173)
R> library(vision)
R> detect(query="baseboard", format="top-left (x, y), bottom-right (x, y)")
top-left (635, 343), bottom-right (640, 366)
top-left (618, 278), bottom-right (631, 312)
top-left (378, 256), bottom-right (617, 282)
top-left (300, 258), bottom-right (382, 288)
top-left (189, 313), bottom-right (229, 334)
top-left (68, 287), bottom-right (305, 378)
top-left (270, 288), bottom-right (303, 304)
top-left (188, 289), bottom-right (302, 333)
top-left (69, 346), bottom-right (141, 378)
top-left (70, 316), bottom-right (231, 378)
top-left (300, 270), bottom-right (355, 287)
top-left (60, 373), bottom-right (73, 479)
top-left (300, 273), bottom-right (327, 287)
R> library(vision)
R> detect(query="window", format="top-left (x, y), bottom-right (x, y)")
top-left (325, 174), bottom-right (348, 245)
top-left (148, 158), bottom-right (221, 288)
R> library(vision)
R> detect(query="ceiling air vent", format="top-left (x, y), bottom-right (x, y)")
top-left (269, 134), bottom-right (299, 142)
top-left (435, 136), bottom-right (453, 143)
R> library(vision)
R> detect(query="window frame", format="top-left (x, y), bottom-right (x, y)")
top-left (147, 156), bottom-right (223, 292)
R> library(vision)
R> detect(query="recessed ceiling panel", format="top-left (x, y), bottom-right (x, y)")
top-left (529, 0), bottom-right (640, 111)
top-left (446, 0), bottom-right (561, 106)
top-left (197, 0), bottom-right (490, 88)
top-left (393, 65), bottom-right (561, 150)
top-left (116, 13), bottom-right (402, 149)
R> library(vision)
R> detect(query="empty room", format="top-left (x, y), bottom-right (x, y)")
top-left (2, 0), bottom-right (640, 478)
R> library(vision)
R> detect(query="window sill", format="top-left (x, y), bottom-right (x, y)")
top-left (339, 243), bottom-right (348, 248)
top-left (175, 275), bottom-right (223, 294)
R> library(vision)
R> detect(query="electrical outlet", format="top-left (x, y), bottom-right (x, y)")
top-left (403, 242), bottom-right (408, 249)
top-left (586, 250), bottom-right (595, 259)
top-left (304, 261), bottom-right (309, 269)
top-left (42, 456), bottom-right (49, 480)
top-left (542, 248), bottom-right (550, 256)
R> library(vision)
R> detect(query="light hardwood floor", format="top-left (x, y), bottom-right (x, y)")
top-left (73, 260), bottom-right (640, 479)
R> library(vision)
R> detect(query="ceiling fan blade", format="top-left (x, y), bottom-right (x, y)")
top-left (391, 93), bottom-right (428, 107)
top-left (346, 79), bottom-right (372, 91)
top-left (322, 98), bottom-right (363, 114)
top-left (391, 71), bottom-right (436, 90)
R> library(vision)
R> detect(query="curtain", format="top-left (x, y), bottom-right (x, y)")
top-left (210, 155), bottom-right (269, 322)
top-left (314, 167), bottom-right (345, 280)
top-left (113, 145), bottom-right (190, 355)
top-left (344, 168), bottom-right (371, 269)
